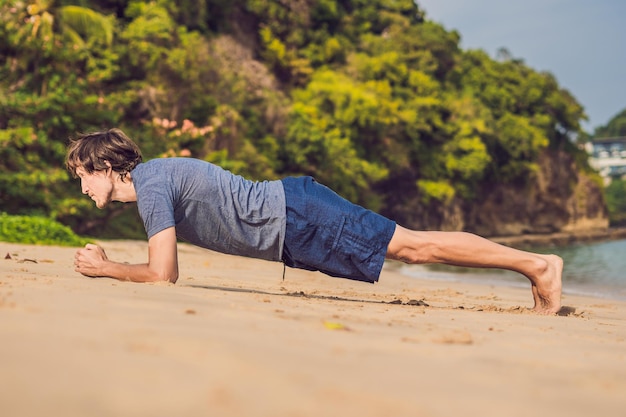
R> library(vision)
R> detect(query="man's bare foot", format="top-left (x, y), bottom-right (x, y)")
top-left (530, 254), bottom-right (563, 314)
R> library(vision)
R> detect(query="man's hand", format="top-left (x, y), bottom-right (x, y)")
top-left (71, 228), bottom-right (178, 283)
top-left (74, 243), bottom-right (109, 277)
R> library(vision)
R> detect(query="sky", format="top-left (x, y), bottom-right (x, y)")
top-left (416, 0), bottom-right (626, 133)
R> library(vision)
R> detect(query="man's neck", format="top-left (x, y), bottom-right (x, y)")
top-left (112, 174), bottom-right (137, 203)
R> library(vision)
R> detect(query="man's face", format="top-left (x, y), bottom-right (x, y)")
top-left (75, 167), bottom-right (114, 209)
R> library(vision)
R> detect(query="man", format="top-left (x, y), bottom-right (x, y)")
top-left (67, 128), bottom-right (563, 314)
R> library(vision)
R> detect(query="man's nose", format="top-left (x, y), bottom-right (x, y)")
top-left (81, 180), bottom-right (88, 194)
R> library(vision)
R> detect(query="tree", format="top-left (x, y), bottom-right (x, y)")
top-left (0, 0), bottom-right (116, 223)
top-left (605, 178), bottom-right (626, 226)
top-left (594, 109), bottom-right (626, 138)
top-left (0, 0), bottom-right (594, 237)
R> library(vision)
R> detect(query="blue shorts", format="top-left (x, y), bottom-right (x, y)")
top-left (281, 177), bottom-right (396, 283)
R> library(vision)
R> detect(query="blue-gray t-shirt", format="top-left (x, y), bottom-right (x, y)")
top-left (131, 158), bottom-right (286, 261)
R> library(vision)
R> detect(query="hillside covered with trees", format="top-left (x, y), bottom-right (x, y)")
top-left (593, 109), bottom-right (626, 226)
top-left (594, 109), bottom-right (626, 138)
top-left (0, 0), bottom-right (605, 238)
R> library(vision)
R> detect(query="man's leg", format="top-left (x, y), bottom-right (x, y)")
top-left (385, 225), bottom-right (563, 314)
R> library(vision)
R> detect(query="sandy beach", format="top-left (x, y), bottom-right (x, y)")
top-left (1, 239), bottom-right (625, 417)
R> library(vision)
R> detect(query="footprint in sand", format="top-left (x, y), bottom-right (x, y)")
top-left (432, 330), bottom-right (473, 345)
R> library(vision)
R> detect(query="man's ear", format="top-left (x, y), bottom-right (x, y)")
top-left (103, 160), bottom-right (114, 177)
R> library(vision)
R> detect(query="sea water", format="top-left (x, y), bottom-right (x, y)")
top-left (396, 238), bottom-right (626, 301)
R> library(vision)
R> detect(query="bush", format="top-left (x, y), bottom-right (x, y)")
top-left (0, 213), bottom-right (90, 247)
top-left (606, 179), bottom-right (626, 227)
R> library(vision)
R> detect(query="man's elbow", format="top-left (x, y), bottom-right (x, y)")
top-left (146, 268), bottom-right (178, 284)
top-left (157, 271), bottom-right (178, 284)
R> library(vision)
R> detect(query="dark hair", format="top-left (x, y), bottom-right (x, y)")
top-left (66, 128), bottom-right (142, 181)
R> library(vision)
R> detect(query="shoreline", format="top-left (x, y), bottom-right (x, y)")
top-left (392, 261), bottom-right (626, 303)
top-left (490, 226), bottom-right (626, 248)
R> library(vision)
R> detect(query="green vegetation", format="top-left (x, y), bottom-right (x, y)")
top-left (591, 109), bottom-right (626, 226)
top-left (0, 213), bottom-right (90, 246)
top-left (0, 0), bottom-right (590, 237)
top-left (605, 179), bottom-right (626, 226)
top-left (594, 109), bottom-right (626, 138)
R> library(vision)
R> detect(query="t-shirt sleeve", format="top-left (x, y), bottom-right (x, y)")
top-left (138, 193), bottom-right (176, 239)
top-left (134, 165), bottom-right (177, 239)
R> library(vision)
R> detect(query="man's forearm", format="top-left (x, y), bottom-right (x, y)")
top-left (98, 260), bottom-right (176, 283)
top-left (75, 232), bottom-right (179, 283)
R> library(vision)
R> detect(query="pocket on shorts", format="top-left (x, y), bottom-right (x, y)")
top-left (330, 216), bottom-right (347, 253)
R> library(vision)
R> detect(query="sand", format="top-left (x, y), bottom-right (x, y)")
top-left (1, 239), bottom-right (625, 417)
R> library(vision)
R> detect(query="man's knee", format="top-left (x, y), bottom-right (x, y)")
top-left (386, 227), bottom-right (434, 264)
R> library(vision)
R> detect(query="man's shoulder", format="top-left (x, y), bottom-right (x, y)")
top-left (134, 158), bottom-right (212, 176)
top-left (138, 157), bottom-right (207, 168)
